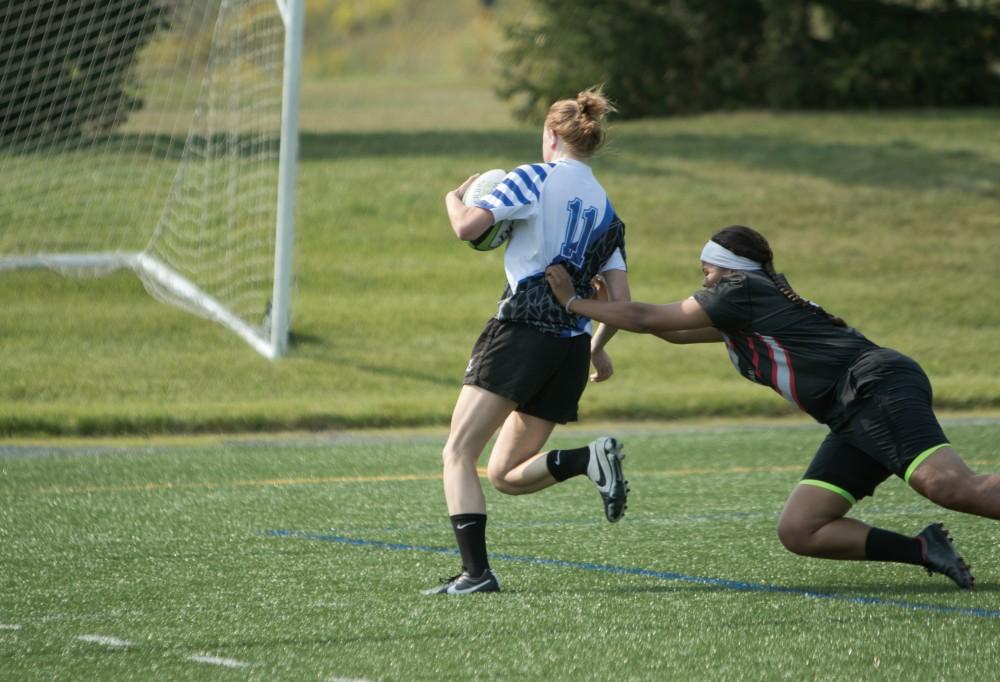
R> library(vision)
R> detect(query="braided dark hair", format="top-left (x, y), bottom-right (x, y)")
top-left (711, 225), bottom-right (847, 328)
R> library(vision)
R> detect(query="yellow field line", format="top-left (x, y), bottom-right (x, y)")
top-left (6, 465), bottom-right (793, 496)
top-left (643, 465), bottom-right (802, 476)
top-left (6, 460), bottom-right (996, 497)
top-left (12, 473), bottom-right (445, 496)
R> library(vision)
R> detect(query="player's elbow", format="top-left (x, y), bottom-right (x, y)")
top-left (455, 221), bottom-right (484, 241)
top-left (451, 216), bottom-right (483, 242)
top-left (452, 207), bottom-right (494, 241)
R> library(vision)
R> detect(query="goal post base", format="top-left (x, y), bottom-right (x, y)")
top-left (0, 253), bottom-right (279, 360)
top-left (135, 254), bottom-right (279, 360)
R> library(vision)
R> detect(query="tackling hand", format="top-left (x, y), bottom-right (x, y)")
top-left (544, 264), bottom-right (574, 305)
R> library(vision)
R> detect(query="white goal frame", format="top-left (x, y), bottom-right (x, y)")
top-left (0, 0), bottom-right (304, 360)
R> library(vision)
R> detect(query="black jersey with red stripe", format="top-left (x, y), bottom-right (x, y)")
top-left (692, 271), bottom-right (878, 423)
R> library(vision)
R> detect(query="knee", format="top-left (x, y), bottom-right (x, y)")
top-left (776, 517), bottom-right (815, 556)
top-left (486, 467), bottom-right (520, 495)
top-left (441, 444), bottom-right (458, 467)
top-left (441, 443), bottom-right (475, 472)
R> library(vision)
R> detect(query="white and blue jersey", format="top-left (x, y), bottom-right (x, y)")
top-left (474, 159), bottom-right (627, 337)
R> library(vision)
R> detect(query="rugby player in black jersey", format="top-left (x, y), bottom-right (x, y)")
top-left (546, 224), bottom-right (998, 589)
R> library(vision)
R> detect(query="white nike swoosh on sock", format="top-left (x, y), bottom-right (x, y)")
top-left (456, 522), bottom-right (477, 529)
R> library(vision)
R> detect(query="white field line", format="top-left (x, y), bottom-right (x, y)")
top-left (73, 634), bottom-right (255, 671)
top-left (188, 654), bottom-right (250, 669)
top-left (0, 624), bottom-right (21, 630)
top-left (78, 634), bottom-right (131, 648)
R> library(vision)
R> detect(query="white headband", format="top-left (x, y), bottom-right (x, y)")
top-left (700, 240), bottom-right (762, 271)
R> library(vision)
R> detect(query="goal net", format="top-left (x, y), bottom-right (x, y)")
top-left (0, 0), bottom-right (303, 359)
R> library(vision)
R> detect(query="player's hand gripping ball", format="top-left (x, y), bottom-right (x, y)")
top-left (463, 168), bottom-right (514, 251)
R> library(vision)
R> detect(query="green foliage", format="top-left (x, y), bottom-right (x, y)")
top-left (497, 0), bottom-right (1000, 120)
top-left (301, 0), bottom-right (532, 78)
top-left (497, 0), bottom-right (769, 119)
top-left (803, 0), bottom-right (1000, 107)
top-left (0, 1), bottom-right (170, 143)
top-left (2, 423), bottom-right (999, 678)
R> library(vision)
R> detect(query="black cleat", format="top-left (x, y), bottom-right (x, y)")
top-left (421, 569), bottom-right (500, 595)
top-left (587, 437), bottom-right (628, 523)
top-left (917, 523), bottom-right (974, 590)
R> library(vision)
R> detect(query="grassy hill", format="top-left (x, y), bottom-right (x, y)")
top-left (2, 75), bottom-right (998, 435)
top-left (2, 3), bottom-right (998, 436)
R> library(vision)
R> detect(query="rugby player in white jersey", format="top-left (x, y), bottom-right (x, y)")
top-left (424, 87), bottom-right (630, 595)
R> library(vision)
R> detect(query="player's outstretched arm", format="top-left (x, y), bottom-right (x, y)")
top-left (652, 328), bottom-right (723, 344)
top-left (545, 264), bottom-right (715, 335)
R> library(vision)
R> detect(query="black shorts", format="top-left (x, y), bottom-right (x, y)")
top-left (801, 349), bottom-right (950, 504)
top-left (463, 318), bottom-right (590, 424)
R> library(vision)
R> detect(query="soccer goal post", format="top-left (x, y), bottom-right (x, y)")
top-left (0, 0), bottom-right (304, 359)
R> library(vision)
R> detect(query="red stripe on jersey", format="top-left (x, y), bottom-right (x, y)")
top-left (757, 333), bottom-right (803, 410)
top-left (747, 334), bottom-right (762, 380)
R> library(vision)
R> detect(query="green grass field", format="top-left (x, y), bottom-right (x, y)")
top-left (2, 420), bottom-right (999, 679)
top-left (2, 79), bottom-right (998, 435)
top-left (4, 6), bottom-right (998, 677)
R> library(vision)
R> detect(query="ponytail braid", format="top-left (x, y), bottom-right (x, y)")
top-left (712, 225), bottom-right (847, 328)
top-left (761, 262), bottom-right (847, 328)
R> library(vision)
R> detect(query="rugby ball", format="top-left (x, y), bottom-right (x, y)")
top-left (463, 168), bottom-right (514, 251)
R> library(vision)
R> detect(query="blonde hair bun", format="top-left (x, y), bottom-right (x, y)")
top-left (546, 85), bottom-right (617, 158)
top-left (576, 87), bottom-right (615, 121)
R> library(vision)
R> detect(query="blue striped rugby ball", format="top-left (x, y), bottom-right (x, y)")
top-left (463, 168), bottom-right (515, 251)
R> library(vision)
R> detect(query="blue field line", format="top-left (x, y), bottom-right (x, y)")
top-left (266, 529), bottom-right (1000, 620)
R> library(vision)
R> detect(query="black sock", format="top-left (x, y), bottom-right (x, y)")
top-left (865, 527), bottom-right (925, 565)
top-left (450, 513), bottom-right (489, 576)
top-left (546, 446), bottom-right (590, 482)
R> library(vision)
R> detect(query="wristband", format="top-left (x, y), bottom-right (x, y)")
top-left (565, 295), bottom-right (579, 314)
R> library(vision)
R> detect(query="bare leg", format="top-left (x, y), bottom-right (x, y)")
top-left (908, 447), bottom-right (1000, 519)
top-left (422, 386), bottom-right (513, 592)
top-left (778, 464), bottom-right (977, 589)
top-left (486, 411), bottom-right (558, 495)
top-left (777, 484), bottom-right (870, 560)
top-left (442, 385), bottom-right (515, 515)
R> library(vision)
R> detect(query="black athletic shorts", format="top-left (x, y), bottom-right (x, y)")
top-left (463, 318), bottom-right (591, 424)
top-left (801, 349), bottom-right (950, 504)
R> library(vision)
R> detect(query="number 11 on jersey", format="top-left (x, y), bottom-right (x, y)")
top-left (559, 197), bottom-right (598, 267)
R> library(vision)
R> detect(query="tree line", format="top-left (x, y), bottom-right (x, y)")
top-left (2, 0), bottom-right (998, 143)
top-left (496, 0), bottom-right (1000, 119)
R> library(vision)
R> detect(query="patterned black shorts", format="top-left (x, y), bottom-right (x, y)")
top-left (802, 350), bottom-right (949, 504)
